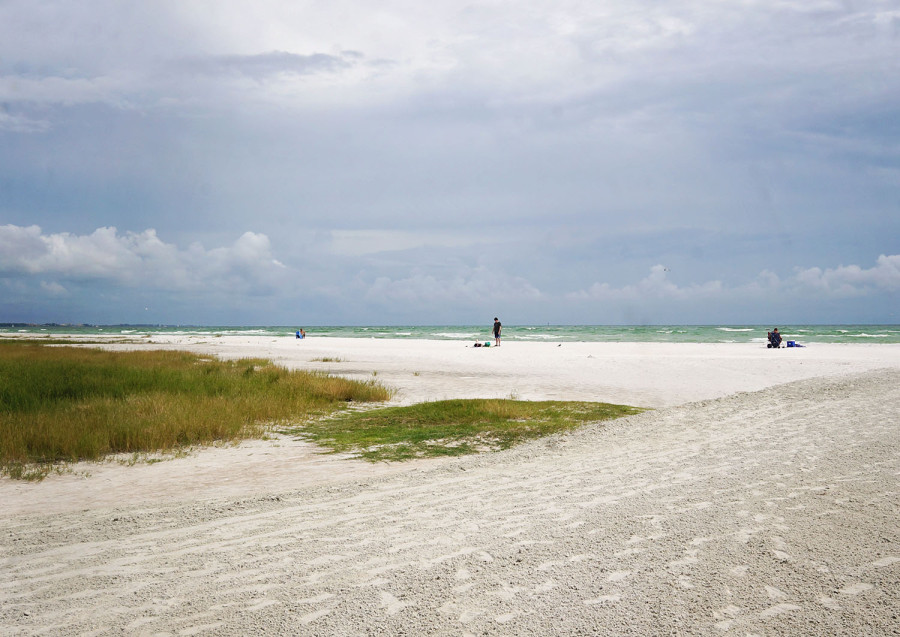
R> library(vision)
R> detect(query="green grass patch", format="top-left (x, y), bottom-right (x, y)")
top-left (0, 343), bottom-right (392, 478)
top-left (285, 399), bottom-right (645, 462)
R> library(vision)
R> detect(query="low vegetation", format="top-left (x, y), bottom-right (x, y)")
top-left (0, 342), bottom-right (391, 479)
top-left (284, 399), bottom-right (644, 462)
top-left (1, 340), bottom-right (645, 479)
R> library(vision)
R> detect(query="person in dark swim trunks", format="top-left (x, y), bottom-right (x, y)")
top-left (493, 317), bottom-right (502, 346)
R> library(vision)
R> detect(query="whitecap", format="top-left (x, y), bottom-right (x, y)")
top-left (432, 332), bottom-right (479, 339)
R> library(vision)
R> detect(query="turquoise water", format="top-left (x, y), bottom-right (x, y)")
top-left (2, 324), bottom-right (899, 344)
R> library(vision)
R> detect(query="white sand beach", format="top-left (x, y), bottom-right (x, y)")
top-left (2, 335), bottom-right (899, 635)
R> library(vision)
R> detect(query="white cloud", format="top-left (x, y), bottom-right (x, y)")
top-left (0, 110), bottom-right (51, 133)
top-left (40, 280), bottom-right (67, 296)
top-left (792, 254), bottom-right (900, 296)
top-left (570, 256), bottom-right (900, 303)
top-left (568, 265), bottom-right (723, 302)
top-left (0, 225), bottom-right (288, 294)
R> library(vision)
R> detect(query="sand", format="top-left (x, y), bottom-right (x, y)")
top-left (1, 335), bottom-right (899, 635)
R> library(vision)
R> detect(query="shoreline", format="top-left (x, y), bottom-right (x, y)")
top-left (4, 323), bottom-right (900, 345)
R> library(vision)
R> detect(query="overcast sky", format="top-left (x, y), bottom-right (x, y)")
top-left (1, 1), bottom-right (898, 326)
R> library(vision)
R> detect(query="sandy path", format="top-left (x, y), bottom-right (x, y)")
top-left (2, 367), bottom-right (898, 635)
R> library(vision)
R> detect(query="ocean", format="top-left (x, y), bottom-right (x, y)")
top-left (3, 324), bottom-right (899, 345)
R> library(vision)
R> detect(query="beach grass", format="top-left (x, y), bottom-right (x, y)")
top-left (1, 340), bottom-right (645, 479)
top-left (0, 342), bottom-right (392, 479)
top-left (285, 399), bottom-right (645, 462)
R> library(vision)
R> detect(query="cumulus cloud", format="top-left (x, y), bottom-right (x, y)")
top-left (0, 225), bottom-right (288, 295)
top-left (792, 254), bottom-right (900, 296)
top-left (570, 256), bottom-right (900, 303)
top-left (568, 265), bottom-right (723, 302)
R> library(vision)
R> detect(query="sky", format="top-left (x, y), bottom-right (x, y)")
top-left (1, 0), bottom-right (898, 326)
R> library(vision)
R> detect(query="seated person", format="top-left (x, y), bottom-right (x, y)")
top-left (767, 328), bottom-right (782, 348)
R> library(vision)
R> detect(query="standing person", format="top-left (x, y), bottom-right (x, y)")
top-left (493, 317), bottom-right (502, 347)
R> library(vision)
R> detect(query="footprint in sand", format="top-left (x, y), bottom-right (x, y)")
top-left (838, 582), bottom-right (873, 596)
top-left (759, 603), bottom-right (801, 618)
top-left (380, 591), bottom-right (412, 615)
top-left (764, 585), bottom-right (788, 599)
top-left (713, 605), bottom-right (742, 629)
top-left (772, 550), bottom-right (793, 563)
top-left (300, 607), bottom-right (333, 625)
top-left (677, 576), bottom-right (695, 589)
top-left (872, 556), bottom-right (900, 568)
top-left (245, 599), bottom-right (278, 612)
top-left (713, 604), bottom-right (741, 620)
top-left (689, 536), bottom-right (711, 546)
top-left (458, 609), bottom-right (481, 624)
top-left (819, 596), bottom-right (842, 610)
top-left (538, 560), bottom-right (562, 571)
